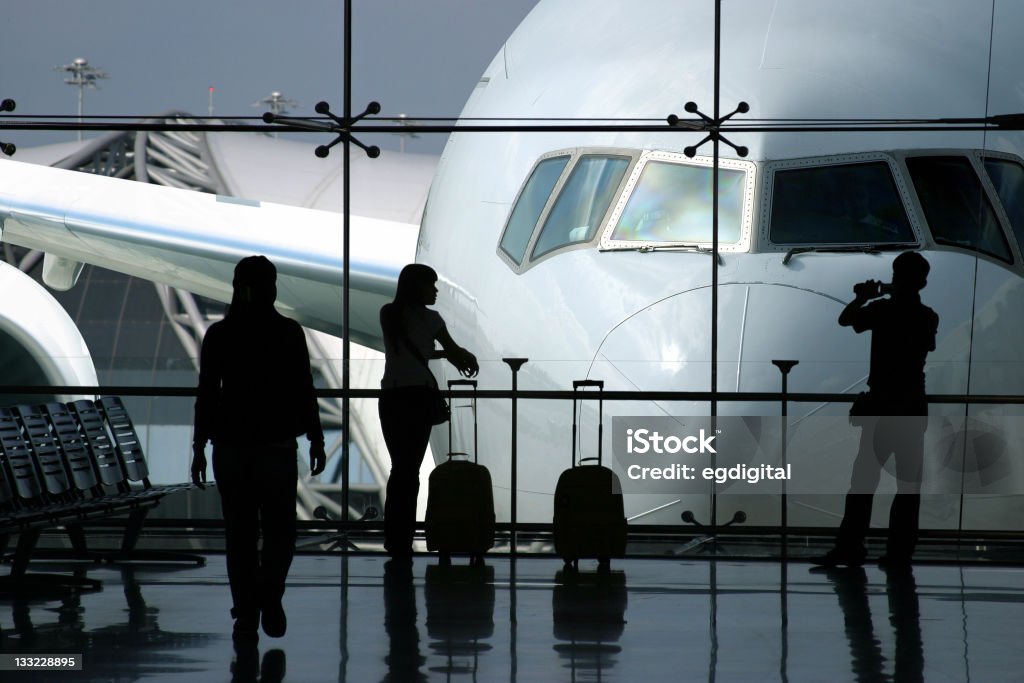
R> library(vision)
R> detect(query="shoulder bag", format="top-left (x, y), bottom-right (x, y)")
top-left (397, 321), bottom-right (450, 425)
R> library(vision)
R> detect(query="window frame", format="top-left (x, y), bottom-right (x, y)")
top-left (760, 152), bottom-right (922, 252)
top-left (974, 150), bottom-right (1024, 266)
top-left (496, 150), bottom-right (574, 271)
top-left (496, 148), bottom-right (641, 274)
top-left (600, 151), bottom-right (757, 253)
top-left (529, 153), bottom-right (634, 261)
top-left (896, 150), bottom-right (1016, 266)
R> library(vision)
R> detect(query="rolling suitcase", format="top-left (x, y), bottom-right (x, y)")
top-left (425, 379), bottom-right (495, 566)
top-left (553, 379), bottom-right (627, 572)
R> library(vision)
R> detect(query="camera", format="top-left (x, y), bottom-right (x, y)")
top-left (854, 280), bottom-right (892, 298)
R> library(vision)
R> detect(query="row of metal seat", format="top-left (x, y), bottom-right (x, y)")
top-left (0, 396), bottom-right (201, 594)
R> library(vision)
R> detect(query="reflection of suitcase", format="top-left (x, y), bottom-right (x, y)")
top-left (553, 380), bottom-right (627, 572)
top-left (552, 568), bottom-right (627, 641)
top-left (425, 563), bottom-right (495, 677)
top-left (425, 380), bottom-right (495, 566)
top-left (425, 564), bottom-right (496, 642)
top-left (553, 568), bottom-right (627, 676)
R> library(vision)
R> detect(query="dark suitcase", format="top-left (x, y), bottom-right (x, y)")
top-left (425, 379), bottom-right (495, 566)
top-left (553, 380), bottom-right (627, 572)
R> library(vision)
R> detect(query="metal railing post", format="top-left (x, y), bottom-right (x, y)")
top-left (772, 360), bottom-right (798, 557)
top-left (503, 358), bottom-right (528, 560)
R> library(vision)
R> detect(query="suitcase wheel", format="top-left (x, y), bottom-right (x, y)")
top-left (470, 554), bottom-right (486, 568)
top-left (598, 558), bottom-right (611, 574)
top-left (439, 551), bottom-right (452, 566)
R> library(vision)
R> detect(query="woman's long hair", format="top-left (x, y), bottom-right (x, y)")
top-left (392, 263), bottom-right (437, 307)
top-left (227, 255), bottom-right (277, 319)
top-left (382, 263), bottom-right (437, 343)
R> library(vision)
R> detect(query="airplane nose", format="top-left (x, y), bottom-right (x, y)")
top-left (591, 283), bottom-right (864, 402)
top-left (591, 283), bottom-right (868, 527)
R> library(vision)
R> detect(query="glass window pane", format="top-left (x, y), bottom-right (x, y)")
top-left (983, 158), bottom-right (1024, 252)
top-left (769, 162), bottom-right (914, 245)
top-left (499, 156), bottom-right (570, 263)
top-left (907, 156), bottom-right (1011, 262)
top-left (610, 161), bottom-right (746, 244)
top-left (531, 155), bottom-right (630, 258)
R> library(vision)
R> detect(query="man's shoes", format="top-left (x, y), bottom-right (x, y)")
top-left (261, 598), bottom-right (287, 638)
top-left (809, 546), bottom-right (867, 568)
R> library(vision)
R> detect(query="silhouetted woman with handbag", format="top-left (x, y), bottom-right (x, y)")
top-left (379, 263), bottom-right (478, 560)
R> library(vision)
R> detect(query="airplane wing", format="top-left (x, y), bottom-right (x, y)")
top-left (0, 158), bottom-right (418, 350)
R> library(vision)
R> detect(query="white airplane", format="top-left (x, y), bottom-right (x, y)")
top-left (2, 0), bottom-right (1024, 532)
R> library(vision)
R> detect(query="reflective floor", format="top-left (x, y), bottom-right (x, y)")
top-left (2, 551), bottom-right (1024, 682)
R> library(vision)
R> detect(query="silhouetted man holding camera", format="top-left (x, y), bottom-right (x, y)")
top-left (814, 251), bottom-right (938, 568)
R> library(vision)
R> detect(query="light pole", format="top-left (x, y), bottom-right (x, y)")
top-left (252, 92), bottom-right (299, 138)
top-left (393, 113), bottom-right (420, 153)
top-left (54, 58), bottom-right (108, 142)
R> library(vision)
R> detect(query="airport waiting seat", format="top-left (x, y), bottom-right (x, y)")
top-left (60, 401), bottom-right (162, 505)
top-left (66, 398), bottom-right (205, 565)
top-left (0, 406), bottom-right (105, 594)
top-left (92, 397), bottom-right (198, 500)
top-left (97, 396), bottom-right (193, 495)
top-left (68, 399), bottom-right (138, 495)
top-left (2, 406), bottom-right (115, 523)
top-left (1, 395), bottom-right (210, 578)
top-left (0, 409), bottom-right (62, 535)
top-left (0, 400), bottom-right (202, 575)
top-left (42, 401), bottom-right (130, 503)
top-left (10, 402), bottom-right (161, 565)
top-left (14, 404), bottom-right (139, 516)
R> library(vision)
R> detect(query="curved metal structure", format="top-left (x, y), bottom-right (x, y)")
top-left (1, 114), bottom-right (395, 520)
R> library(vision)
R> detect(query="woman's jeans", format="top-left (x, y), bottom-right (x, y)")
top-left (379, 388), bottom-right (435, 555)
top-left (213, 443), bottom-right (298, 620)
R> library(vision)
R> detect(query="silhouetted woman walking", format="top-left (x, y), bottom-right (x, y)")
top-left (191, 255), bottom-right (326, 642)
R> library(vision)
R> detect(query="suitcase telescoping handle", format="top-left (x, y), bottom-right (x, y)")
top-left (447, 379), bottom-right (478, 463)
top-left (571, 379), bottom-right (604, 467)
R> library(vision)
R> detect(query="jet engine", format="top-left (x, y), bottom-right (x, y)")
top-left (0, 259), bottom-right (97, 405)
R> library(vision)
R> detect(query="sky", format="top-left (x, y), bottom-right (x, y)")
top-left (3, 0), bottom-right (540, 153)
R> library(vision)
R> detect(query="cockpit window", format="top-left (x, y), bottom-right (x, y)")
top-left (983, 157), bottom-right (1024, 254)
top-left (499, 155), bottom-right (570, 264)
top-left (769, 162), bottom-right (914, 245)
top-left (907, 156), bottom-right (1011, 263)
top-left (531, 155), bottom-right (630, 258)
top-left (609, 161), bottom-right (746, 244)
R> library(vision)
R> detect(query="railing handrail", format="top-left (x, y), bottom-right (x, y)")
top-left (5, 383), bottom-right (1024, 405)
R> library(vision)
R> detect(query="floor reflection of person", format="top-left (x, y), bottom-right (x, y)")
top-left (814, 565), bottom-right (924, 683)
top-left (815, 251), bottom-right (938, 568)
top-left (815, 565), bottom-right (929, 683)
top-left (885, 567), bottom-right (923, 683)
top-left (823, 567), bottom-right (885, 682)
top-left (382, 560), bottom-right (426, 683)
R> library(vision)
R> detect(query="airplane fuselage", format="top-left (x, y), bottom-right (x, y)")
top-left (418, 0), bottom-right (1024, 529)
top-left (3, 0), bottom-right (1024, 533)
